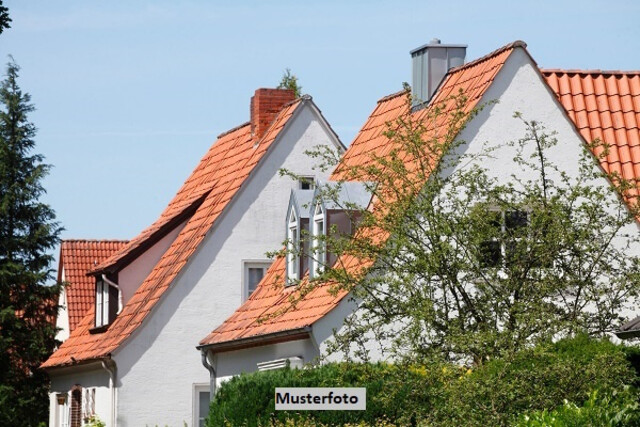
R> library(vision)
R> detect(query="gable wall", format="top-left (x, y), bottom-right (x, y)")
top-left (118, 221), bottom-right (186, 305)
top-left (112, 104), bottom-right (340, 427)
top-left (267, 48), bottom-right (640, 366)
top-left (55, 267), bottom-right (69, 342)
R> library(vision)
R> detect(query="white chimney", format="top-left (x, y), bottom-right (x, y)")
top-left (411, 38), bottom-right (467, 106)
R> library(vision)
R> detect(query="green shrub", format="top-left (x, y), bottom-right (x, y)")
top-left (207, 362), bottom-right (450, 426)
top-left (427, 335), bottom-right (637, 426)
top-left (209, 336), bottom-right (638, 427)
top-left (516, 387), bottom-right (640, 427)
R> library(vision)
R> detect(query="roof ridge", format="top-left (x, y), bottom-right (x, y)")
top-left (541, 68), bottom-right (640, 76)
top-left (377, 89), bottom-right (410, 104)
top-left (449, 40), bottom-right (527, 74)
top-left (63, 239), bottom-right (130, 243)
top-left (216, 121), bottom-right (250, 139)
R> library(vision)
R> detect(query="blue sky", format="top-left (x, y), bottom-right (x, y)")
top-left (2, 1), bottom-right (639, 251)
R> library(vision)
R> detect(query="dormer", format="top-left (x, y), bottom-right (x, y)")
top-left (285, 189), bottom-right (314, 284)
top-left (308, 181), bottom-right (372, 278)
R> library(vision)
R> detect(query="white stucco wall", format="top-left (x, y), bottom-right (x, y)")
top-left (111, 102), bottom-right (341, 427)
top-left (118, 221), bottom-right (186, 305)
top-left (55, 267), bottom-right (69, 343)
top-left (214, 339), bottom-right (319, 387)
top-left (48, 366), bottom-right (111, 427)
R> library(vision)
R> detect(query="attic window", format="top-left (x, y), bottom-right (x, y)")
top-left (94, 276), bottom-right (118, 329)
top-left (299, 177), bottom-right (315, 190)
top-left (479, 209), bottom-right (529, 268)
top-left (310, 202), bottom-right (326, 278)
top-left (286, 209), bottom-right (300, 284)
top-left (243, 260), bottom-right (271, 301)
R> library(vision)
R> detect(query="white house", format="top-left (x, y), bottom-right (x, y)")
top-left (42, 88), bottom-right (344, 427)
top-left (198, 40), bottom-right (640, 388)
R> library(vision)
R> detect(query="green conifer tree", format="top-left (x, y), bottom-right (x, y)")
top-left (0, 59), bottom-right (62, 426)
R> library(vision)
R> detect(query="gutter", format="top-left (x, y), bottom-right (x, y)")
top-left (102, 274), bottom-right (123, 313)
top-left (616, 329), bottom-right (640, 340)
top-left (200, 349), bottom-right (217, 399)
top-left (100, 357), bottom-right (117, 427)
top-left (197, 327), bottom-right (312, 354)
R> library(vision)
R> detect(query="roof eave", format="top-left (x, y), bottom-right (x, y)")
top-left (198, 327), bottom-right (312, 353)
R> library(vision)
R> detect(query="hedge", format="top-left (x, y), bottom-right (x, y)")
top-left (208, 336), bottom-right (639, 427)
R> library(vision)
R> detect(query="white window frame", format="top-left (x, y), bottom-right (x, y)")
top-left (242, 260), bottom-right (272, 302)
top-left (193, 383), bottom-right (211, 427)
top-left (310, 202), bottom-right (326, 278)
top-left (299, 176), bottom-right (315, 190)
top-left (95, 279), bottom-right (109, 328)
top-left (287, 209), bottom-right (299, 284)
top-left (481, 208), bottom-right (530, 267)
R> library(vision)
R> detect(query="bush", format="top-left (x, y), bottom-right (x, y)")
top-left (208, 336), bottom-right (638, 427)
top-left (207, 362), bottom-right (449, 426)
top-left (516, 387), bottom-right (640, 427)
top-left (429, 335), bottom-right (638, 426)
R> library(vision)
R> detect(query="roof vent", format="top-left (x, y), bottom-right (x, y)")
top-left (410, 39), bottom-right (467, 106)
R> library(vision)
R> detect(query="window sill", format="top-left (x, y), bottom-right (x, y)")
top-left (89, 324), bottom-right (110, 334)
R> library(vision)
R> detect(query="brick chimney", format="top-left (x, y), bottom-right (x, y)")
top-left (250, 88), bottom-right (296, 139)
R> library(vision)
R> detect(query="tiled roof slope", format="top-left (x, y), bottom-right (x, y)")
top-left (59, 240), bottom-right (129, 332)
top-left (43, 98), bottom-right (304, 368)
top-left (199, 41), bottom-right (522, 349)
top-left (542, 70), bottom-right (640, 195)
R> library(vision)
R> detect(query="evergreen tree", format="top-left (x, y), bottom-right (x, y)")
top-left (277, 68), bottom-right (302, 98)
top-left (0, 59), bottom-right (61, 426)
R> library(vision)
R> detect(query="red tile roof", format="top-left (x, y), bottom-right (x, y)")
top-left (542, 70), bottom-right (640, 196)
top-left (199, 41), bottom-right (523, 349)
top-left (58, 240), bottom-right (129, 333)
top-left (43, 95), bottom-right (304, 369)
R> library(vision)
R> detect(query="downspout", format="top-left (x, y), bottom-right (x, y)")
top-left (101, 274), bottom-right (123, 313)
top-left (101, 358), bottom-right (117, 427)
top-left (200, 349), bottom-right (217, 398)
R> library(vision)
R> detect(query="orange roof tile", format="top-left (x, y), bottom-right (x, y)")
top-left (200, 41), bottom-right (524, 350)
top-left (58, 240), bottom-right (129, 333)
top-left (542, 70), bottom-right (640, 194)
top-left (43, 95), bottom-right (304, 369)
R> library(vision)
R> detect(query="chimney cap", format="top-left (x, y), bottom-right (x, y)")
top-left (410, 40), bottom-right (468, 56)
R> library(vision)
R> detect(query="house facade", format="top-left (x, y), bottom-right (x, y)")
top-left (199, 40), bottom-right (640, 388)
top-left (43, 88), bottom-right (344, 427)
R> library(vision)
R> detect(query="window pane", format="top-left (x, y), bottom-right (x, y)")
top-left (199, 391), bottom-right (210, 427)
top-left (95, 281), bottom-right (103, 326)
top-left (248, 267), bottom-right (264, 294)
top-left (479, 240), bottom-right (501, 268)
top-left (505, 210), bottom-right (528, 230)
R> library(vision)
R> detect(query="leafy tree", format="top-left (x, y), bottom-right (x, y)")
top-left (277, 68), bottom-right (302, 98)
top-left (290, 91), bottom-right (640, 364)
top-left (0, 1), bottom-right (10, 35)
top-left (0, 59), bottom-right (61, 426)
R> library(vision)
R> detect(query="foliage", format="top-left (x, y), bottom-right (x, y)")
top-left (208, 361), bottom-right (445, 426)
top-left (209, 337), bottom-right (638, 427)
top-left (292, 91), bottom-right (640, 363)
top-left (0, 1), bottom-right (10, 35)
top-left (0, 59), bottom-right (62, 426)
top-left (85, 415), bottom-right (107, 427)
top-left (516, 388), bottom-right (640, 427)
top-left (277, 68), bottom-right (302, 98)
top-left (428, 335), bottom-right (637, 426)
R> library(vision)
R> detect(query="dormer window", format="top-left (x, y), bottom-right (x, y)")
top-left (94, 275), bottom-right (119, 329)
top-left (310, 202), bottom-right (326, 278)
top-left (287, 209), bottom-right (299, 284)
